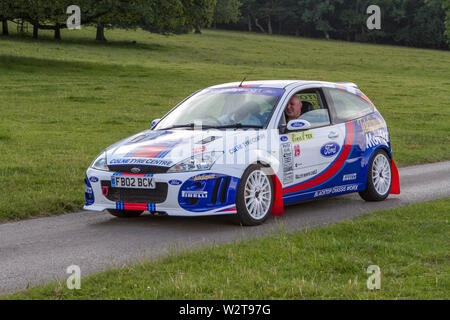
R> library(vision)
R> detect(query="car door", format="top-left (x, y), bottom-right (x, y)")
top-left (278, 88), bottom-right (345, 190)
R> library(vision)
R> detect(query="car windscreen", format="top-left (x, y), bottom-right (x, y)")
top-left (154, 87), bottom-right (284, 130)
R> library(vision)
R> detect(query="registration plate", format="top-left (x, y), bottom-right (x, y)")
top-left (112, 176), bottom-right (155, 189)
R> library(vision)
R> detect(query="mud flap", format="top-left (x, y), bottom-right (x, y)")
top-left (270, 175), bottom-right (284, 216)
top-left (390, 159), bottom-right (400, 194)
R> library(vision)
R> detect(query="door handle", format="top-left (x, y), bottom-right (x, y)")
top-left (328, 131), bottom-right (339, 139)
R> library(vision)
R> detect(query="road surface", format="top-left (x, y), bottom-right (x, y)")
top-left (1, 161), bottom-right (449, 294)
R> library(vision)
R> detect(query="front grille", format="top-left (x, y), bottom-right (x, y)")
top-left (107, 165), bottom-right (169, 174)
top-left (101, 181), bottom-right (168, 203)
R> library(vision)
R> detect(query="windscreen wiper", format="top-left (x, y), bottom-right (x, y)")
top-left (212, 124), bottom-right (263, 129)
top-left (160, 123), bottom-right (215, 130)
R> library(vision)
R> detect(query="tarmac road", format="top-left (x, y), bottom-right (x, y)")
top-left (1, 161), bottom-right (449, 294)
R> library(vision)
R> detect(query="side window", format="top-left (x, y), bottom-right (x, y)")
top-left (327, 88), bottom-right (374, 123)
top-left (280, 89), bottom-right (331, 129)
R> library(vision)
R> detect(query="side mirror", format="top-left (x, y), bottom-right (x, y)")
top-left (151, 119), bottom-right (161, 128)
top-left (287, 119), bottom-right (311, 131)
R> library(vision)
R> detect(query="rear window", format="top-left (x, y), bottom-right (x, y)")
top-left (327, 88), bottom-right (374, 123)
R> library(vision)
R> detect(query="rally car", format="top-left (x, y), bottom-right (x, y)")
top-left (84, 80), bottom-right (400, 226)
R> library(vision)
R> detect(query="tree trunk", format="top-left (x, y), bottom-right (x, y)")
top-left (254, 17), bottom-right (266, 33)
top-left (247, 14), bottom-right (252, 32)
top-left (33, 25), bottom-right (38, 39)
top-left (2, 19), bottom-right (9, 35)
top-left (295, 27), bottom-right (300, 37)
top-left (323, 30), bottom-right (330, 40)
top-left (267, 16), bottom-right (272, 35)
top-left (96, 25), bottom-right (107, 41)
top-left (54, 25), bottom-right (61, 40)
top-left (194, 24), bottom-right (201, 34)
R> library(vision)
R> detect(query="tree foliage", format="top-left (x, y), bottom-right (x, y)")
top-left (0, 0), bottom-right (216, 39)
top-left (220, 0), bottom-right (448, 49)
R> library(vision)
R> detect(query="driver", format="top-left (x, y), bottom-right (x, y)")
top-left (219, 101), bottom-right (262, 126)
top-left (284, 95), bottom-right (303, 122)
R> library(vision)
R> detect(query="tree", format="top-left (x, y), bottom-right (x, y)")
top-left (442, 0), bottom-right (450, 43)
top-left (214, 0), bottom-right (242, 26)
top-left (183, 0), bottom-right (217, 33)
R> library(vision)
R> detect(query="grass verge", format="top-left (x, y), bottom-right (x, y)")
top-left (5, 198), bottom-right (449, 300)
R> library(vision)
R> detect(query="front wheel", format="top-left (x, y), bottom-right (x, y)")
top-left (107, 209), bottom-right (144, 218)
top-left (359, 150), bottom-right (392, 201)
top-left (234, 164), bottom-right (274, 226)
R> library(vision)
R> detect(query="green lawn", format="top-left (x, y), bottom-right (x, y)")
top-left (5, 198), bottom-right (449, 300)
top-left (0, 27), bottom-right (449, 221)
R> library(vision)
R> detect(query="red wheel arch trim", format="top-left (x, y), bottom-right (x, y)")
top-left (270, 174), bottom-right (284, 216)
top-left (390, 159), bottom-right (400, 194)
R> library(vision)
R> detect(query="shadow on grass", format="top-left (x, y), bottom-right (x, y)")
top-left (0, 53), bottom-right (181, 79)
top-left (0, 32), bottom-right (171, 52)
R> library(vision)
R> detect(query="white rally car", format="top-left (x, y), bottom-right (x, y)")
top-left (84, 80), bottom-right (400, 225)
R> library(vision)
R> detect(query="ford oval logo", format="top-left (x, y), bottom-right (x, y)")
top-left (131, 167), bottom-right (141, 173)
top-left (320, 142), bottom-right (340, 157)
top-left (89, 176), bottom-right (99, 183)
top-left (291, 121), bottom-right (305, 128)
top-left (169, 179), bottom-right (183, 186)
top-left (280, 136), bottom-right (288, 142)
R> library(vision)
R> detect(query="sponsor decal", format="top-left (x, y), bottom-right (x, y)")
top-left (356, 116), bottom-right (389, 148)
top-left (294, 144), bottom-right (300, 157)
top-left (192, 145), bottom-right (206, 155)
top-left (320, 142), bottom-right (340, 157)
top-left (228, 133), bottom-right (265, 155)
top-left (289, 130), bottom-right (314, 143)
top-left (281, 143), bottom-right (294, 184)
top-left (109, 158), bottom-right (173, 166)
top-left (280, 136), bottom-right (289, 142)
top-left (314, 184), bottom-right (358, 197)
top-left (182, 191), bottom-right (208, 198)
top-left (295, 169), bottom-right (318, 180)
top-left (365, 128), bottom-right (389, 148)
top-left (168, 179), bottom-right (183, 186)
top-left (343, 173), bottom-right (357, 181)
top-left (193, 174), bottom-right (216, 181)
top-left (89, 176), bottom-right (99, 183)
top-left (356, 118), bottom-right (384, 135)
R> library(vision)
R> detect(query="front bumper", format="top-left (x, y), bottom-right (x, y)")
top-left (83, 167), bottom-right (241, 216)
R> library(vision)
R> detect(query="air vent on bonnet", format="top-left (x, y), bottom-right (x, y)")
top-left (211, 177), bottom-right (230, 204)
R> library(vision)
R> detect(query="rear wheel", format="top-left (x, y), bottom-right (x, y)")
top-left (107, 209), bottom-right (144, 218)
top-left (359, 150), bottom-right (392, 201)
top-left (234, 164), bottom-right (274, 226)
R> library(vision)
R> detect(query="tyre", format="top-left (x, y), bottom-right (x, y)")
top-left (359, 150), bottom-right (392, 201)
top-left (234, 164), bottom-right (274, 226)
top-left (107, 209), bottom-right (144, 218)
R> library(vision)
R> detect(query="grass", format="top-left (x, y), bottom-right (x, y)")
top-left (5, 198), bottom-right (449, 300)
top-left (0, 26), bottom-right (449, 221)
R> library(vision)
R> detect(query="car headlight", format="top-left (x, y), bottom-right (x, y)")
top-left (90, 151), bottom-right (109, 171)
top-left (167, 151), bottom-right (223, 173)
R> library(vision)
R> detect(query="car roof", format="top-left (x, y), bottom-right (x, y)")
top-left (208, 80), bottom-right (358, 90)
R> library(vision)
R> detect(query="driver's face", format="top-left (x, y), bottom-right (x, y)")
top-left (285, 96), bottom-right (302, 121)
